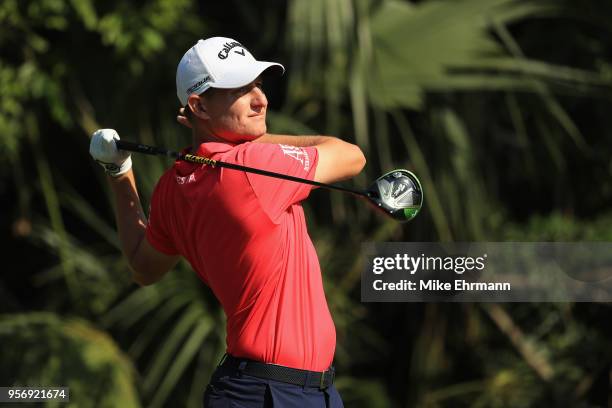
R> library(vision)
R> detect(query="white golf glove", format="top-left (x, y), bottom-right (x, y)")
top-left (89, 129), bottom-right (132, 177)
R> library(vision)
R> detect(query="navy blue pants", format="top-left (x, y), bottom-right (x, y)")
top-left (203, 360), bottom-right (344, 407)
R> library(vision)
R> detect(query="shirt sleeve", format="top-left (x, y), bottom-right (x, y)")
top-left (145, 175), bottom-right (180, 255)
top-left (242, 143), bottom-right (319, 221)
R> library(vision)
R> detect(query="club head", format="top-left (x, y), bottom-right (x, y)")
top-left (366, 169), bottom-right (423, 222)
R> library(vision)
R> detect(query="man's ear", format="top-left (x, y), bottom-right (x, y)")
top-left (187, 94), bottom-right (210, 120)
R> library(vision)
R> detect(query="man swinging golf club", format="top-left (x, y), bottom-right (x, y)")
top-left (89, 37), bottom-right (365, 407)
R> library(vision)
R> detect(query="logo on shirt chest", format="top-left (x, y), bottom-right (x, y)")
top-left (279, 144), bottom-right (310, 171)
top-left (176, 173), bottom-right (197, 184)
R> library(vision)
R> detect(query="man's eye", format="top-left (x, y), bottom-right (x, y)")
top-left (236, 82), bottom-right (262, 94)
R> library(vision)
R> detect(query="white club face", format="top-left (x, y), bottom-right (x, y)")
top-left (377, 176), bottom-right (417, 209)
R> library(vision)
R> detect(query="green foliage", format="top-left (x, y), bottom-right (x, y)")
top-left (102, 268), bottom-right (226, 408)
top-left (0, 313), bottom-right (140, 407)
top-left (0, 0), bottom-right (199, 162)
top-left (502, 212), bottom-right (612, 241)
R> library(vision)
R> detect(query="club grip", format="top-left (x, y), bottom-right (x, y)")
top-left (116, 140), bottom-right (178, 158)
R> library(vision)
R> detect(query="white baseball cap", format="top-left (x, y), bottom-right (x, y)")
top-left (176, 37), bottom-right (285, 106)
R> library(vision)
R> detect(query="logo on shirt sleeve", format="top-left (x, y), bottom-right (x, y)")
top-left (278, 144), bottom-right (310, 171)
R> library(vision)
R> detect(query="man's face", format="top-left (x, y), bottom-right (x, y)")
top-left (202, 77), bottom-right (268, 143)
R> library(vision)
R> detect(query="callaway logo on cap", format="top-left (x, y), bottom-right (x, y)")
top-left (176, 37), bottom-right (285, 106)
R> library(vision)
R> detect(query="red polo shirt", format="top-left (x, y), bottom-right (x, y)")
top-left (145, 141), bottom-right (336, 371)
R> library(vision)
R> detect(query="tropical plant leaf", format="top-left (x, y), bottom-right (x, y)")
top-left (0, 313), bottom-right (140, 407)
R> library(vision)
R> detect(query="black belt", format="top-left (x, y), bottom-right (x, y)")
top-left (219, 354), bottom-right (336, 389)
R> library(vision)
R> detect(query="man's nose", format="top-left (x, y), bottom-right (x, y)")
top-left (251, 86), bottom-right (267, 110)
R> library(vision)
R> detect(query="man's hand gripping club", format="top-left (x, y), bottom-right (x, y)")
top-left (90, 129), bottom-right (132, 177)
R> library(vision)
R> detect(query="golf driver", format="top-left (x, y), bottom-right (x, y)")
top-left (116, 140), bottom-right (423, 222)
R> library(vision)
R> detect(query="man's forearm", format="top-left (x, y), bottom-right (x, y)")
top-left (108, 169), bottom-right (147, 267)
top-left (254, 133), bottom-right (366, 183)
top-left (254, 133), bottom-right (333, 147)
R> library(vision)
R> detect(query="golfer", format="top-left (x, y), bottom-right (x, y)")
top-left (89, 37), bottom-right (365, 407)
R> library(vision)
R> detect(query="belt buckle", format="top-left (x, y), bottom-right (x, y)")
top-left (217, 353), bottom-right (228, 367)
top-left (320, 367), bottom-right (335, 390)
top-left (319, 371), bottom-right (327, 390)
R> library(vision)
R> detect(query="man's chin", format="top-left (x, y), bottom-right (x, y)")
top-left (242, 126), bottom-right (267, 142)
top-left (218, 125), bottom-right (266, 144)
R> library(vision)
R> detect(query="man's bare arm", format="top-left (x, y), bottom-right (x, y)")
top-left (108, 170), bottom-right (179, 285)
top-left (253, 134), bottom-right (366, 184)
top-left (90, 129), bottom-right (179, 286)
top-left (252, 133), bottom-right (329, 147)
